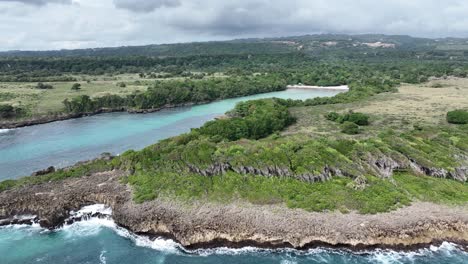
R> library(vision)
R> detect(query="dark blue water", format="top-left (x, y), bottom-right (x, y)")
top-left (0, 89), bottom-right (340, 180)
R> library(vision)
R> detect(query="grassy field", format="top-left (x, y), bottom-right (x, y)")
top-left (0, 74), bottom-right (151, 117)
top-left (287, 77), bottom-right (468, 137)
top-left (0, 73), bottom-right (230, 119)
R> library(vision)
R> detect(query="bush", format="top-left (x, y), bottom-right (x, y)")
top-left (326, 111), bottom-right (370, 126)
top-left (344, 112), bottom-right (370, 126)
top-left (198, 99), bottom-right (295, 141)
top-left (325, 112), bottom-right (340, 122)
top-left (71, 83), bottom-right (82, 91)
top-left (447, 110), bottom-right (468, 124)
top-left (36, 82), bottom-right (53, 89)
top-left (341, 121), bottom-right (360, 135)
top-left (0, 104), bottom-right (15, 118)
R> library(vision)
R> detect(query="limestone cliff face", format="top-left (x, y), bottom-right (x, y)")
top-left (185, 152), bottom-right (468, 184)
top-left (0, 170), bottom-right (467, 250)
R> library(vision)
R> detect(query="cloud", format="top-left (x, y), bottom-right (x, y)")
top-left (113, 0), bottom-right (180, 12)
top-left (0, 0), bottom-right (71, 5)
top-left (1, 0), bottom-right (468, 51)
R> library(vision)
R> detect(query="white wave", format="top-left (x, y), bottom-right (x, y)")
top-left (69, 204), bottom-right (112, 218)
top-left (99, 250), bottom-right (107, 264)
top-left (280, 260), bottom-right (298, 264)
top-left (113, 225), bottom-right (180, 254)
top-left (191, 246), bottom-right (265, 257)
top-left (4, 204), bottom-right (467, 260)
top-left (61, 204), bottom-right (181, 253)
top-left (61, 217), bottom-right (117, 238)
top-left (0, 129), bottom-right (11, 134)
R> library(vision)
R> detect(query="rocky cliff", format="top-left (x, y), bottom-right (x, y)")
top-left (0, 170), bottom-right (467, 250)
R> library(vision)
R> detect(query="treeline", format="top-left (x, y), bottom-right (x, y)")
top-left (63, 74), bottom-right (287, 113)
top-left (0, 53), bottom-right (307, 79)
top-left (60, 60), bottom-right (468, 115)
top-left (2, 47), bottom-right (467, 82)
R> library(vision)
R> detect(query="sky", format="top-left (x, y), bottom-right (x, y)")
top-left (1, 0), bottom-right (468, 51)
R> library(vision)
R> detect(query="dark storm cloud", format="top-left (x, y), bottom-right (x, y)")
top-left (113, 0), bottom-right (180, 12)
top-left (0, 0), bottom-right (71, 5)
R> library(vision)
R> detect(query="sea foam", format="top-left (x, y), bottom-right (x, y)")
top-left (0, 129), bottom-right (11, 134)
top-left (7, 204), bottom-right (466, 260)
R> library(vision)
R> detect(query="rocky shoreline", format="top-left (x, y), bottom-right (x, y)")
top-left (0, 102), bottom-right (205, 129)
top-left (0, 170), bottom-right (467, 251)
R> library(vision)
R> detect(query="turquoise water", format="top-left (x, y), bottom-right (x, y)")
top-left (0, 219), bottom-right (467, 264)
top-left (2, 89), bottom-right (467, 263)
top-left (0, 89), bottom-right (339, 180)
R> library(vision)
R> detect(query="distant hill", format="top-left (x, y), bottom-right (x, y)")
top-left (2, 34), bottom-right (468, 58)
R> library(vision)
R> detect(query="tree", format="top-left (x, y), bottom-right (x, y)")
top-left (71, 83), bottom-right (82, 91)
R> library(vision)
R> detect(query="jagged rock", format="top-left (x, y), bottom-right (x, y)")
top-left (371, 156), bottom-right (402, 178)
top-left (99, 152), bottom-right (115, 161)
top-left (347, 175), bottom-right (368, 190)
top-left (1, 170), bottom-right (467, 249)
top-left (31, 166), bottom-right (55, 176)
top-left (450, 167), bottom-right (468, 182)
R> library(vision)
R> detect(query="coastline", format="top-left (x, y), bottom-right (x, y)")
top-left (0, 102), bottom-right (204, 130)
top-left (286, 84), bottom-right (350, 91)
top-left (0, 85), bottom-right (347, 130)
top-left (1, 170), bottom-right (466, 251)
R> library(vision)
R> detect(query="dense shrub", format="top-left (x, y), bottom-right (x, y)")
top-left (447, 110), bottom-right (468, 124)
top-left (325, 112), bottom-right (340, 122)
top-left (36, 82), bottom-right (53, 89)
top-left (326, 111), bottom-right (370, 126)
top-left (0, 104), bottom-right (24, 119)
top-left (341, 121), bottom-right (360, 135)
top-left (198, 99), bottom-right (295, 141)
top-left (343, 112), bottom-right (370, 126)
top-left (71, 83), bottom-right (81, 91)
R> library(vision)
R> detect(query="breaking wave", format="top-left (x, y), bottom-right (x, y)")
top-left (2, 204), bottom-right (467, 263)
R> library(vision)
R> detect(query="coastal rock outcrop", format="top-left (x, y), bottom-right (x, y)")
top-left (0, 170), bottom-right (467, 250)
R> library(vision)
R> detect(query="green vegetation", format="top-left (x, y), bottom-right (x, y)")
top-left (326, 111), bottom-right (370, 126)
top-left (1, 96), bottom-right (468, 213)
top-left (341, 121), bottom-right (360, 134)
top-left (1, 34), bottom-right (468, 214)
top-left (447, 110), bottom-right (468, 124)
top-left (62, 75), bottom-right (286, 113)
top-left (325, 111), bottom-right (370, 134)
top-left (0, 104), bottom-right (24, 119)
top-left (198, 99), bottom-right (295, 141)
top-left (35, 82), bottom-right (54, 90)
top-left (71, 83), bottom-right (81, 91)
top-left (0, 104), bottom-right (15, 118)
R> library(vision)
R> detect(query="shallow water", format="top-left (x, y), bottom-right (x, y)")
top-left (0, 89), bottom-right (339, 180)
top-left (0, 218), bottom-right (466, 264)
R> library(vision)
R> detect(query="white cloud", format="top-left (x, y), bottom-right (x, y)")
top-left (0, 0), bottom-right (71, 6)
top-left (0, 0), bottom-right (468, 51)
top-left (113, 0), bottom-right (180, 12)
